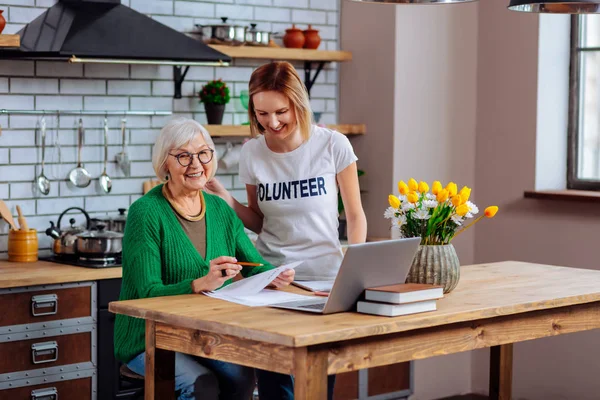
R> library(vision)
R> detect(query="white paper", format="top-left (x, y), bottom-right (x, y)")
top-left (204, 261), bottom-right (310, 306)
top-left (206, 289), bottom-right (312, 307)
top-left (291, 280), bottom-right (334, 293)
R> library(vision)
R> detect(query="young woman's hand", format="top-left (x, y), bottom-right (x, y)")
top-left (191, 256), bottom-right (241, 293)
top-left (267, 269), bottom-right (295, 289)
top-left (204, 177), bottom-right (233, 206)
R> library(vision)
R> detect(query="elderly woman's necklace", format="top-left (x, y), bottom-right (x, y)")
top-left (163, 183), bottom-right (206, 221)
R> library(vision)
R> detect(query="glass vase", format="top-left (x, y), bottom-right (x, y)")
top-left (406, 244), bottom-right (460, 294)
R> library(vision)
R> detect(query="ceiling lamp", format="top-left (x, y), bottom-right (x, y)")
top-left (348, 0), bottom-right (477, 4)
top-left (508, 0), bottom-right (600, 13)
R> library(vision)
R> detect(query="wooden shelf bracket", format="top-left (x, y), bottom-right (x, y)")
top-left (304, 61), bottom-right (326, 98)
top-left (173, 66), bottom-right (191, 99)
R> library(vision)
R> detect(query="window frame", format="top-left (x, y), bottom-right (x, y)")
top-left (567, 15), bottom-right (600, 190)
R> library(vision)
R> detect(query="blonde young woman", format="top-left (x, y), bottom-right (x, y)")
top-left (207, 61), bottom-right (367, 399)
top-left (113, 118), bottom-right (294, 400)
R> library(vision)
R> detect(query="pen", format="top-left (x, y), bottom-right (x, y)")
top-left (236, 262), bottom-right (264, 267)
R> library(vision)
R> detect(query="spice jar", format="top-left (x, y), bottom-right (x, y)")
top-left (283, 24), bottom-right (305, 49)
top-left (303, 25), bottom-right (321, 50)
top-left (8, 229), bottom-right (39, 262)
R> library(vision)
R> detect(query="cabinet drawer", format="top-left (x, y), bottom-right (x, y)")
top-left (0, 377), bottom-right (91, 400)
top-left (0, 332), bottom-right (91, 374)
top-left (0, 286), bottom-right (91, 327)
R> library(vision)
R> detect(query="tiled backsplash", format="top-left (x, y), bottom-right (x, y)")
top-left (0, 0), bottom-right (340, 256)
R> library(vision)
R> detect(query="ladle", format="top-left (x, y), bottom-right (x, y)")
top-left (99, 118), bottom-right (112, 193)
top-left (68, 118), bottom-right (91, 188)
top-left (35, 117), bottom-right (51, 195)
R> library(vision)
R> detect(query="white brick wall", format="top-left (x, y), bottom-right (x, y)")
top-left (0, 0), bottom-right (340, 256)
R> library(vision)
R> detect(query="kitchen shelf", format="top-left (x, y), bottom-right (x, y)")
top-left (0, 34), bottom-right (20, 48)
top-left (204, 124), bottom-right (366, 137)
top-left (207, 45), bottom-right (352, 98)
top-left (207, 45), bottom-right (352, 62)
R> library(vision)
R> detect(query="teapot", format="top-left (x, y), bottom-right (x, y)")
top-left (45, 207), bottom-right (91, 255)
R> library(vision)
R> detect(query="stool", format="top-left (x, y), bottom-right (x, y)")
top-left (119, 364), bottom-right (144, 400)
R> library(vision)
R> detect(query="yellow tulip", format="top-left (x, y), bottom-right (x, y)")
top-left (451, 195), bottom-right (463, 207)
top-left (431, 181), bottom-right (442, 195)
top-left (418, 181), bottom-right (429, 194)
top-left (388, 195), bottom-right (401, 209)
top-left (484, 206), bottom-right (499, 218)
top-left (456, 204), bottom-right (469, 216)
top-left (408, 178), bottom-right (418, 192)
top-left (407, 191), bottom-right (419, 204)
top-left (445, 182), bottom-right (458, 197)
top-left (459, 186), bottom-right (471, 203)
top-left (436, 189), bottom-right (449, 203)
top-left (398, 180), bottom-right (409, 196)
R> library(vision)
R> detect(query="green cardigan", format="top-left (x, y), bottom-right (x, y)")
top-left (114, 184), bottom-right (273, 363)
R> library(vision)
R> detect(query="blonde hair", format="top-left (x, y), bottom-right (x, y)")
top-left (152, 118), bottom-right (217, 182)
top-left (248, 61), bottom-right (313, 141)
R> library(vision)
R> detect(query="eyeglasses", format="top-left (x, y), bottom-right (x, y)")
top-left (169, 149), bottom-right (215, 167)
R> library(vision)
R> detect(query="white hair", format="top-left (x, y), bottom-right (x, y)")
top-left (152, 118), bottom-right (218, 182)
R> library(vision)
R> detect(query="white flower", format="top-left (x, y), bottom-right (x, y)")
top-left (383, 207), bottom-right (397, 219)
top-left (451, 215), bottom-right (463, 225)
top-left (423, 199), bottom-right (438, 209)
top-left (394, 214), bottom-right (407, 226)
top-left (402, 202), bottom-right (415, 212)
top-left (398, 194), bottom-right (407, 202)
top-left (466, 201), bottom-right (479, 215)
top-left (414, 209), bottom-right (431, 220)
top-left (425, 193), bottom-right (436, 200)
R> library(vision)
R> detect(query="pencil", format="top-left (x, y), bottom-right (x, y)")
top-left (236, 262), bottom-right (264, 267)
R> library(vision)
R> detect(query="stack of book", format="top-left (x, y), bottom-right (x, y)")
top-left (356, 283), bottom-right (444, 317)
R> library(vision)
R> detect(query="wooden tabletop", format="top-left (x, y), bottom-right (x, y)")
top-left (0, 260), bottom-right (122, 288)
top-left (109, 261), bottom-right (600, 347)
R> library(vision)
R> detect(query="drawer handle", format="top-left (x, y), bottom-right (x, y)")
top-left (31, 341), bottom-right (59, 364)
top-left (31, 294), bottom-right (58, 317)
top-left (31, 387), bottom-right (58, 400)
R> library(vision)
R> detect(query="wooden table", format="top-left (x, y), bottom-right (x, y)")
top-left (109, 261), bottom-right (600, 400)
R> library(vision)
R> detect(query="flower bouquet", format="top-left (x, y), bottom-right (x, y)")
top-left (384, 178), bottom-right (498, 292)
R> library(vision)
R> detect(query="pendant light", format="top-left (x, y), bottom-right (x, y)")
top-left (348, 0), bottom-right (477, 4)
top-left (508, 0), bottom-right (600, 13)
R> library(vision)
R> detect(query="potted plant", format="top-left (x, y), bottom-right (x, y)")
top-left (384, 179), bottom-right (498, 293)
top-left (199, 79), bottom-right (230, 125)
top-left (338, 169), bottom-right (365, 240)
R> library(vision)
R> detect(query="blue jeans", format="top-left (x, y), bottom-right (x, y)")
top-left (127, 352), bottom-right (306, 400)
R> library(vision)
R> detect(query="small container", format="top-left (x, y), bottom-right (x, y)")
top-left (303, 25), bottom-right (321, 50)
top-left (8, 229), bottom-right (39, 262)
top-left (283, 24), bottom-right (305, 49)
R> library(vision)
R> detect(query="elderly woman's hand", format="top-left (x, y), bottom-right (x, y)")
top-left (191, 256), bottom-right (241, 293)
top-left (267, 269), bottom-right (295, 290)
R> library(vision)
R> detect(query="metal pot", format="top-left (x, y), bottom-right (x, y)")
top-left (91, 208), bottom-right (127, 233)
top-left (195, 17), bottom-right (246, 46)
top-left (76, 224), bottom-right (123, 257)
top-left (45, 207), bottom-right (91, 255)
top-left (245, 24), bottom-right (274, 46)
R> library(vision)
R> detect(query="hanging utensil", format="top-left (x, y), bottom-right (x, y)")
top-left (0, 199), bottom-right (17, 231)
top-left (68, 118), bottom-right (91, 188)
top-left (36, 117), bottom-right (51, 195)
top-left (115, 118), bottom-right (131, 177)
top-left (99, 118), bottom-right (112, 193)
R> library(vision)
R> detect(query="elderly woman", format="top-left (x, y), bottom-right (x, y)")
top-left (113, 118), bottom-right (295, 400)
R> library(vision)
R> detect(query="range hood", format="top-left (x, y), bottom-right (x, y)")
top-left (2, 0), bottom-right (230, 66)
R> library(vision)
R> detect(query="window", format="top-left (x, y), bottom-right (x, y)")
top-left (568, 15), bottom-right (600, 190)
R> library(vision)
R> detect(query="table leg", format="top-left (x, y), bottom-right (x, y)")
top-left (489, 343), bottom-right (513, 400)
top-left (294, 347), bottom-right (328, 400)
top-left (145, 320), bottom-right (175, 400)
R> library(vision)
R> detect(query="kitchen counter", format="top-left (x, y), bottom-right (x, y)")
top-left (0, 260), bottom-right (122, 289)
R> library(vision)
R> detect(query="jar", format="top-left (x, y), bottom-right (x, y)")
top-left (283, 24), bottom-right (305, 49)
top-left (8, 229), bottom-right (39, 262)
top-left (303, 25), bottom-right (321, 50)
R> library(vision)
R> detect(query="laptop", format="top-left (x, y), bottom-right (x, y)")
top-left (269, 237), bottom-right (421, 314)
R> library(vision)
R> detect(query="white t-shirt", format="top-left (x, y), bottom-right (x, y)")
top-left (238, 125), bottom-right (358, 280)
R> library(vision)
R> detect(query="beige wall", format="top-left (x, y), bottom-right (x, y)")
top-left (473, 1), bottom-right (600, 399)
top-left (341, 2), bottom-right (478, 399)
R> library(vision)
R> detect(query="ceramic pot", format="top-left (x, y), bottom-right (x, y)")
top-left (0, 10), bottom-right (6, 35)
top-left (283, 24), bottom-right (305, 49)
top-left (204, 103), bottom-right (225, 125)
top-left (406, 244), bottom-right (460, 293)
top-left (303, 24), bottom-right (321, 50)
